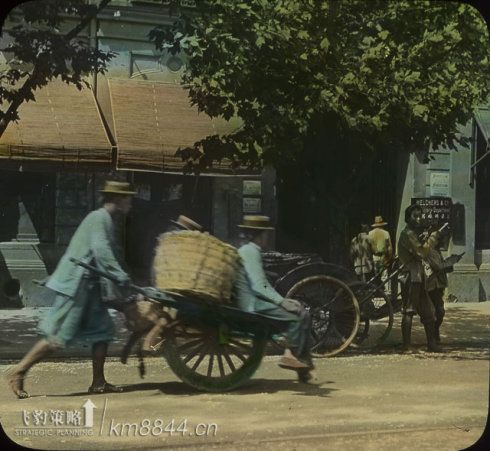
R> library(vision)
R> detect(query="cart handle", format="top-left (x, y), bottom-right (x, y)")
top-left (69, 257), bottom-right (147, 294)
top-left (70, 258), bottom-right (289, 331)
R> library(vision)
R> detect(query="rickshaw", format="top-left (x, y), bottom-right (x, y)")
top-left (265, 252), bottom-right (361, 357)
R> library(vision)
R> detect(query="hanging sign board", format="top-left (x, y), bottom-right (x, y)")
top-left (430, 172), bottom-right (450, 197)
top-left (411, 197), bottom-right (452, 229)
top-left (243, 180), bottom-right (262, 196)
top-left (243, 197), bottom-right (262, 213)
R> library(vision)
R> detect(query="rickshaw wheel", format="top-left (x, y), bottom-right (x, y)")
top-left (164, 322), bottom-right (267, 392)
top-left (349, 281), bottom-right (394, 348)
top-left (286, 275), bottom-right (360, 357)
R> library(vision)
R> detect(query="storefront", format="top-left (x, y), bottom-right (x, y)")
top-left (396, 108), bottom-right (490, 302)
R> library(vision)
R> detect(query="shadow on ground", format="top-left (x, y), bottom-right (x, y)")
top-left (341, 306), bottom-right (489, 361)
top-left (47, 378), bottom-right (336, 398)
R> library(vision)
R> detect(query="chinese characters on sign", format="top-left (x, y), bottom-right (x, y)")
top-left (412, 197), bottom-right (452, 229)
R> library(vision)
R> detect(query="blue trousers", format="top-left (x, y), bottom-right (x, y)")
top-left (254, 299), bottom-right (313, 360)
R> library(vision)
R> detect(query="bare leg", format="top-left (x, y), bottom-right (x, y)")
top-left (91, 341), bottom-right (108, 386)
top-left (5, 338), bottom-right (57, 398)
top-left (89, 341), bottom-right (123, 393)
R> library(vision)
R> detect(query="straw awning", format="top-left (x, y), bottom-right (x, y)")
top-left (104, 78), bottom-right (243, 173)
top-left (0, 79), bottom-right (112, 165)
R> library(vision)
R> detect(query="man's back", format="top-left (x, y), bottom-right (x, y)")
top-left (350, 232), bottom-right (373, 275)
top-left (368, 227), bottom-right (392, 255)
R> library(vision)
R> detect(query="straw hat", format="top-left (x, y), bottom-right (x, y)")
top-left (99, 181), bottom-right (136, 195)
top-left (170, 215), bottom-right (204, 231)
top-left (238, 215), bottom-right (275, 230)
top-left (371, 215), bottom-right (388, 228)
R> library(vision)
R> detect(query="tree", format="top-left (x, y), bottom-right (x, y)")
top-left (0, 0), bottom-right (114, 136)
top-left (150, 0), bottom-right (490, 169)
top-left (150, 1), bottom-right (490, 259)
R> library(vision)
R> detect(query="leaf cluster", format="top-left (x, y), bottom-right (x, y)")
top-left (149, 0), bottom-right (490, 170)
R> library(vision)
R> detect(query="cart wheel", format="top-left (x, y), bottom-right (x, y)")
top-left (349, 281), bottom-right (394, 348)
top-left (286, 275), bottom-right (360, 357)
top-left (164, 322), bottom-right (267, 392)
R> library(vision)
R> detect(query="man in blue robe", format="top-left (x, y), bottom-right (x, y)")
top-left (6, 181), bottom-right (135, 398)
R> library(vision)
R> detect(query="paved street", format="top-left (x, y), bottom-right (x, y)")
top-left (0, 302), bottom-right (488, 450)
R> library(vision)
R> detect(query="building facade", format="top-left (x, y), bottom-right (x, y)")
top-left (396, 111), bottom-right (490, 302)
top-left (0, 0), bottom-right (276, 307)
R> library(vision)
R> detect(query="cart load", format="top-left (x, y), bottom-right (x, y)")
top-left (153, 230), bottom-right (240, 303)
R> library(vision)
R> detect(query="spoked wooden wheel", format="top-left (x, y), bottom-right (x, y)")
top-left (286, 275), bottom-right (360, 357)
top-left (349, 281), bottom-right (394, 349)
top-left (164, 322), bottom-right (267, 392)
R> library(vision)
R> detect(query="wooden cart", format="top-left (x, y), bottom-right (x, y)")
top-left (73, 256), bottom-right (361, 392)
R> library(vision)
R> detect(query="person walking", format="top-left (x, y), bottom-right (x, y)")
top-left (234, 215), bottom-right (314, 383)
top-left (6, 181), bottom-right (135, 398)
top-left (397, 205), bottom-right (441, 353)
top-left (350, 224), bottom-right (374, 282)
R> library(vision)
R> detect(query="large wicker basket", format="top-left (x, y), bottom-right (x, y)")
top-left (152, 231), bottom-right (240, 303)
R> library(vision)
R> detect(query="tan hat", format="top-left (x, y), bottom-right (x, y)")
top-left (171, 215), bottom-right (203, 231)
top-left (372, 215), bottom-right (388, 228)
top-left (100, 181), bottom-right (136, 195)
top-left (238, 215), bottom-right (274, 230)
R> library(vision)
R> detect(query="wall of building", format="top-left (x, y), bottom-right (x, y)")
top-left (396, 121), bottom-right (486, 302)
top-left (0, 1), bottom-right (276, 307)
top-left (211, 167), bottom-right (277, 248)
top-left (96, 2), bottom-right (183, 83)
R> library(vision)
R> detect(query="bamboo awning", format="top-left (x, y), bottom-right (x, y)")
top-left (0, 79), bottom-right (112, 165)
top-left (105, 78), bottom-right (243, 173)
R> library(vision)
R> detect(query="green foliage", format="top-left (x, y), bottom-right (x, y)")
top-left (149, 0), bottom-right (490, 170)
top-left (0, 0), bottom-right (115, 133)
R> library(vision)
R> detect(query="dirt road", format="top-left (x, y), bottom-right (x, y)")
top-left (1, 302), bottom-right (488, 450)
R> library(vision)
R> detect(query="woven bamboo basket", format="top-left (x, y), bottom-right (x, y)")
top-left (153, 231), bottom-right (240, 303)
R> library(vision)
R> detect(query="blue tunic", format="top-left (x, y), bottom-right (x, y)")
top-left (38, 208), bottom-right (129, 348)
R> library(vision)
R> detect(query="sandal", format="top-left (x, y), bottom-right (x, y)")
top-left (278, 355), bottom-right (311, 370)
top-left (5, 371), bottom-right (29, 399)
top-left (88, 382), bottom-right (124, 394)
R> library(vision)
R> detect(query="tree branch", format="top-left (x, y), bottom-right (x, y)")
top-left (0, 0), bottom-right (111, 136)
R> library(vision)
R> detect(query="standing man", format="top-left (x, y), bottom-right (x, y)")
top-left (6, 181), bottom-right (135, 398)
top-left (350, 223), bottom-right (374, 282)
top-left (368, 215), bottom-right (394, 288)
top-left (397, 204), bottom-right (441, 353)
top-left (234, 215), bottom-right (314, 383)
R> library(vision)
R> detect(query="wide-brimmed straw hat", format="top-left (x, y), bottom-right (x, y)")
top-left (170, 215), bottom-right (204, 231)
top-left (372, 215), bottom-right (388, 228)
top-left (238, 215), bottom-right (275, 230)
top-left (99, 181), bottom-right (136, 195)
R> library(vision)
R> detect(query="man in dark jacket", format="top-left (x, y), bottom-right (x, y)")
top-left (397, 204), bottom-right (441, 353)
